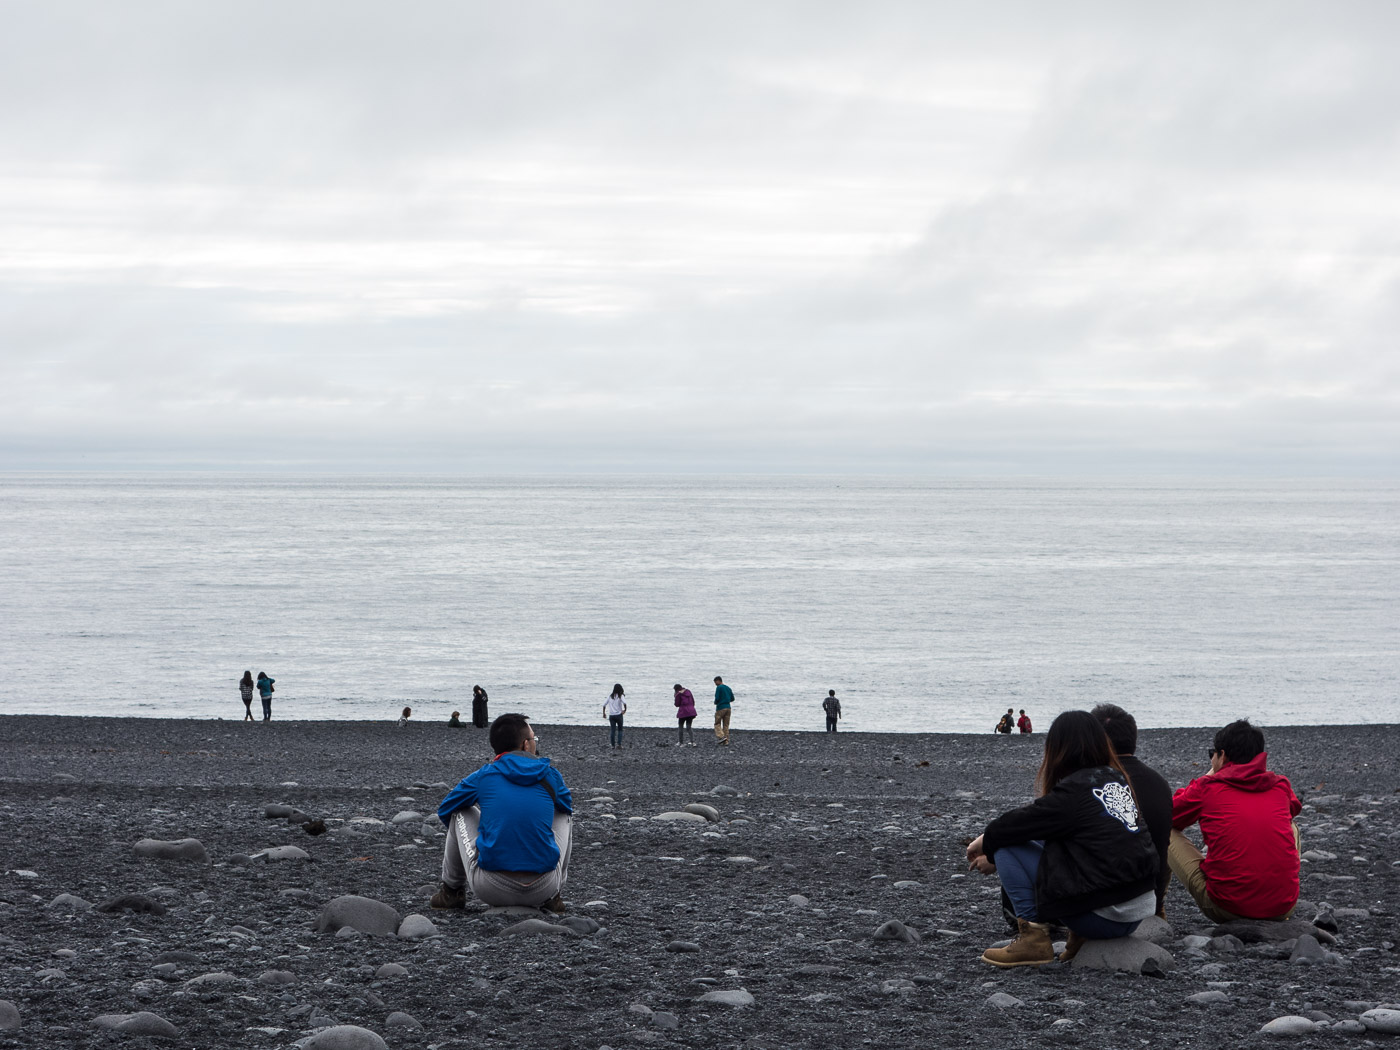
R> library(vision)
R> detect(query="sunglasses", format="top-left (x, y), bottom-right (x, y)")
top-left (1207, 747), bottom-right (1220, 759)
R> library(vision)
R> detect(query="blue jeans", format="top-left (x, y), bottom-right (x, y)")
top-left (608, 715), bottom-right (623, 746)
top-left (995, 842), bottom-right (1141, 939)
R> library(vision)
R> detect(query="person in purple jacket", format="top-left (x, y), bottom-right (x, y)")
top-left (673, 684), bottom-right (697, 746)
top-left (430, 713), bottom-right (573, 913)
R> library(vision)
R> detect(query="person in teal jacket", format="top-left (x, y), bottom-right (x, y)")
top-left (256, 672), bottom-right (275, 721)
top-left (713, 676), bottom-right (735, 745)
top-left (431, 713), bottom-right (574, 912)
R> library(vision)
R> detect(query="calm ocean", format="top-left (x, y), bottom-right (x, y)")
top-left (0, 475), bottom-right (1395, 733)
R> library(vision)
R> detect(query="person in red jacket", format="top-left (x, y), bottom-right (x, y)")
top-left (1169, 719), bottom-right (1301, 922)
top-left (1016, 709), bottom-right (1032, 734)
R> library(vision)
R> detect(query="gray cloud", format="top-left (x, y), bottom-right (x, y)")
top-left (1, 2), bottom-right (1396, 471)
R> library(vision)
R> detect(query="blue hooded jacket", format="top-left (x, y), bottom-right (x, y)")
top-left (437, 752), bottom-right (573, 873)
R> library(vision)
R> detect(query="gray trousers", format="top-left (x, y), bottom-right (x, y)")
top-left (440, 806), bottom-right (573, 908)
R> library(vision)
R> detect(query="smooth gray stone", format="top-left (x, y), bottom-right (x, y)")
top-left (694, 989), bottom-right (754, 1007)
top-left (93, 1012), bottom-right (179, 1037)
top-left (986, 992), bottom-right (1024, 1009)
top-left (1260, 1016), bottom-right (1316, 1035)
top-left (47, 893), bottom-right (93, 911)
top-left (302, 1025), bottom-right (389, 1050)
top-left (872, 919), bottom-right (920, 944)
top-left (628, 1004), bottom-right (653, 1018)
top-left (1288, 934), bottom-right (1330, 964)
top-left (711, 785), bottom-right (740, 796)
top-left (557, 916), bottom-right (600, 934)
top-left (1131, 915), bottom-right (1172, 944)
top-left (788, 894), bottom-right (810, 907)
top-left (374, 963), bottom-right (408, 978)
top-left (96, 894), bottom-right (166, 916)
top-left (683, 803), bottom-right (720, 822)
top-left (792, 964), bottom-right (841, 977)
top-left (314, 895), bottom-right (402, 937)
top-left (185, 972), bottom-right (237, 987)
top-left (1360, 1009), bottom-right (1400, 1035)
top-left (385, 1011), bottom-right (423, 1031)
top-left (500, 918), bottom-right (578, 937)
top-left (652, 1011), bottom-right (680, 1030)
top-left (1208, 934), bottom-right (1244, 953)
top-left (258, 970), bottom-right (297, 986)
top-left (654, 811), bottom-right (707, 822)
top-left (880, 979), bottom-right (916, 995)
top-left (666, 940), bottom-right (701, 953)
top-left (264, 803), bottom-right (296, 818)
top-left (725, 856), bottom-right (757, 865)
top-left (1072, 937), bottom-right (1175, 974)
top-left (484, 906), bottom-right (549, 917)
top-left (1331, 1020), bottom-right (1368, 1034)
top-left (1188, 990), bottom-right (1230, 1005)
top-left (255, 845), bottom-right (311, 862)
top-left (0, 1001), bottom-right (18, 1030)
top-left (390, 811), bottom-right (423, 825)
top-left (396, 914), bottom-right (438, 940)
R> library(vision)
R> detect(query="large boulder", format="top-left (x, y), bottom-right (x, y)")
top-left (314, 896), bottom-right (402, 937)
top-left (301, 1026), bottom-right (389, 1050)
top-left (92, 1012), bottom-right (180, 1037)
top-left (1072, 937), bottom-right (1175, 974)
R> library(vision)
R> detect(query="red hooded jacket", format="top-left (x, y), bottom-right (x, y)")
top-left (1171, 752), bottom-right (1301, 919)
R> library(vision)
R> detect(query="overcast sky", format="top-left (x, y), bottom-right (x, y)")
top-left (1, 2), bottom-right (1396, 472)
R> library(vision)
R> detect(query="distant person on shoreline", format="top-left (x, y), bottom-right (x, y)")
top-left (471, 685), bottom-right (489, 729)
top-left (256, 672), bottom-right (275, 721)
top-left (1092, 703), bottom-right (1172, 919)
top-left (994, 708), bottom-right (1014, 734)
top-left (966, 710), bottom-right (1158, 967)
top-left (1017, 709), bottom-right (1032, 734)
top-left (713, 676), bottom-right (735, 746)
top-left (432, 713), bottom-right (573, 913)
top-left (239, 671), bottom-right (254, 722)
top-left (398, 706), bottom-right (412, 728)
top-left (823, 690), bottom-right (841, 732)
top-left (1169, 719), bottom-right (1301, 922)
top-left (604, 684), bottom-right (627, 749)
top-left (448, 711), bottom-right (465, 728)
top-left (673, 684), bottom-right (697, 746)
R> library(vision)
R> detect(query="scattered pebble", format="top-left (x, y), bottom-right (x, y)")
top-left (1260, 1015), bottom-right (1316, 1035)
top-left (694, 989), bottom-right (754, 1008)
top-left (92, 1011), bottom-right (180, 1037)
top-left (133, 837), bottom-right (208, 862)
top-left (301, 1024), bottom-right (389, 1049)
top-left (314, 895), bottom-right (402, 937)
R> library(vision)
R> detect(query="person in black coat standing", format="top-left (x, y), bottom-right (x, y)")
top-left (471, 685), bottom-right (489, 729)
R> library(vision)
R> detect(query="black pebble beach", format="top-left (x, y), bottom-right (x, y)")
top-left (2, 715), bottom-right (1398, 1048)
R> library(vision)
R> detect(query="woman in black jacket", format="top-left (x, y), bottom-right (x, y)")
top-left (965, 710), bottom-right (1159, 967)
top-left (471, 685), bottom-right (489, 729)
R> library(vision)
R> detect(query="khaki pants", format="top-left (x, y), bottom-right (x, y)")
top-left (441, 806), bottom-right (572, 908)
top-left (1168, 825), bottom-right (1299, 923)
top-left (714, 707), bottom-right (731, 743)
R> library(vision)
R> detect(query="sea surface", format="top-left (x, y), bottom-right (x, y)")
top-left (0, 475), bottom-right (1395, 733)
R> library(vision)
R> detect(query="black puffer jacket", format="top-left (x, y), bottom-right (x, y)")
top-left (981, 765), bottom-right (1159, 920)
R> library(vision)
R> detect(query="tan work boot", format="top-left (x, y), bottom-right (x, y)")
top-left (1059, 930), bottom-right (1087, 962)
top-left (429, 882), bottom-right (465, 910)
top-left (981, 919), bottom-right (1054, 967)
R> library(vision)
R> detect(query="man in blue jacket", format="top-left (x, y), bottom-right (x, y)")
top-left (431, 713), bottom-right (574, 913)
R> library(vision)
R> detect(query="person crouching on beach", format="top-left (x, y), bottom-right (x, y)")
top-left (431, 713), bottom-right (573, 914)
top-left (604, 684), bottom-right (627, 748)
top-left (256, 672), bottom-right (275, 721)
top-left (398, 706), bottom-right (412, 728)
top-left (965, 710), bottom-right (1159, 967)
top-left (448, 711), bottom-right (465, 728)
top-left (239, 671), bottom-right (255, 721)
top-left (673, 684), bottom-right (697, 746)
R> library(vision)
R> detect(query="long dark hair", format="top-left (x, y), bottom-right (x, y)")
top-left (256, 671), bottom-right (268, 682)
top-left (240, 671), bottom-right (253, 686)
top-left (1036, 710), bottom-right (1130, 797)
top-left (611, 683), bottom-right (625, 699)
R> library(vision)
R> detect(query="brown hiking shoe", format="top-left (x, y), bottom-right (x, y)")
top-left (981, 919), bottom-right (1054, 968)
top-left (1059, 930), bottom-right (1087, 962)
top-left (429, 883), bottom-right (466, 910)
top-left (541, 893), bottom-right (566, 915)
